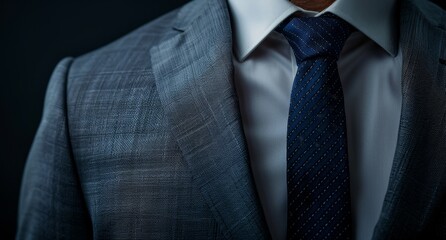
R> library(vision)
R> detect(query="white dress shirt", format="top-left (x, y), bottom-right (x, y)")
top-left (227, 0), bottom-right (403, 239)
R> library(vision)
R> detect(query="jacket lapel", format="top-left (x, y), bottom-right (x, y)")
top-left (150, 0), bottom-right (269, 238)
top-left (374, 0), bottom-right (446, 238)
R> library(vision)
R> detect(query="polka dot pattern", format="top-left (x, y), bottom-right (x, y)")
top-left (277, 14), bottom-right (354, 240)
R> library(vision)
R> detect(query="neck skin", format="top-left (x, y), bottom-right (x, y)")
top-left (290, 0), bottom-right (335, 11)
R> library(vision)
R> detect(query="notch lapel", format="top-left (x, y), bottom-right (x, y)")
top-left (374, 0), bottom-right (446, 238)
top-left (150, 0), bottom-right (269, 238)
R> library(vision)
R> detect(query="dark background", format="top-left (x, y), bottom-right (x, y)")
top-left (0, 0), bottom-right (188, 238)
top-left (1, 0), bottom-right (445, 239)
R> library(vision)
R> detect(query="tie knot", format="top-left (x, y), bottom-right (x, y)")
top-left (277, 14), bottom-right (353, 62)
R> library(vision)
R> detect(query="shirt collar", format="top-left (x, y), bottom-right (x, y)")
top-left (228, 0), bottom-right (398, 61)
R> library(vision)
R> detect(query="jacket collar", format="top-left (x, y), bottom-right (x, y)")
top-left (150, 0), bottom-right (269, 238)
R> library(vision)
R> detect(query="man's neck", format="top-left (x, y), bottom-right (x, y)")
top-left (290, 0), bottom-right (335, 12)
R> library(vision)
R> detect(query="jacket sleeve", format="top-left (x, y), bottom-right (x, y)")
top-left (17, 58), bottom-right (93, 239)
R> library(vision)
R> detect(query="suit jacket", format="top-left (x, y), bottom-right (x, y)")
top-left (17, 0), bottom-right (446, 239)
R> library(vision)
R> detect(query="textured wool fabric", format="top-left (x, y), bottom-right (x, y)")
top-left (17, 1), bottom-right (268, 238)
top-left (278, 15), bottom-right (354, 239)
top-left (16, 0), bottom-right (446, 239)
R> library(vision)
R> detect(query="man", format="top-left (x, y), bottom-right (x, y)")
top-left (17, 0), bottom-right (445, 239)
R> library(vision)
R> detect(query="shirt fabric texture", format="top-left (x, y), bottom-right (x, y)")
top-left (227, 0), bottom-right (403, 239)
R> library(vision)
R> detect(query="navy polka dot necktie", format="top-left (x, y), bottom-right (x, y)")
top-left (277, 14), bottom-right (354, 239)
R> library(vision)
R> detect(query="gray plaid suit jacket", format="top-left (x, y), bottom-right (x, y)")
top-left (17, 0), bottom-right (446, 239)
